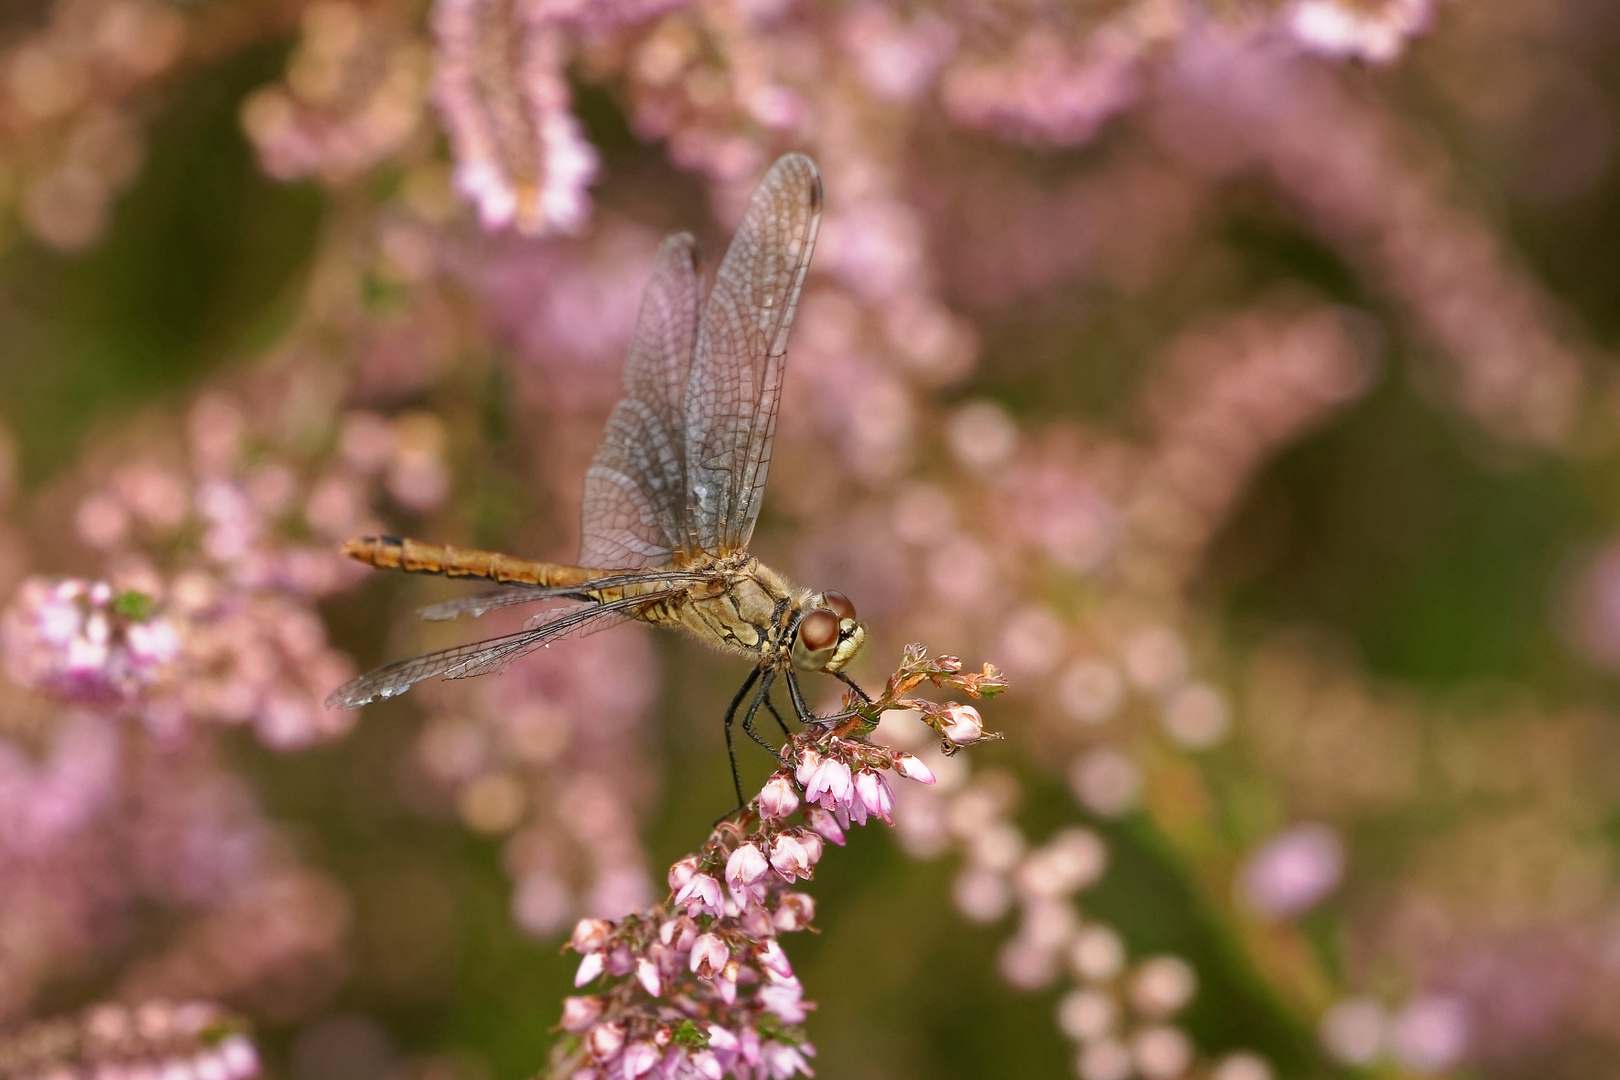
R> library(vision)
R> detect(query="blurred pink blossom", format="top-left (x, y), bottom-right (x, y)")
top-left (1239, 823), bottom-right (1346, 918)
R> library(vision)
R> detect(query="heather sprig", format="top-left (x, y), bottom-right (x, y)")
top-left (543, 646), bottom-right (1004, 1080)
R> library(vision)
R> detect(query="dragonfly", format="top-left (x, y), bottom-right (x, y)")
top-left (326, 153), bottom-right (869, 805)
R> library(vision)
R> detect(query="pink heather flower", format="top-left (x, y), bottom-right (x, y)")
top-left (675, 872), bottom-right (723, 915)
top-left (805, 807), bottom-right (846, 846)
top-left (690, 1049), bottom-right (723, 1080)
top-left (690, 933), bottom-right (729, 978)
top-left (940, 702), bottom-right (984, 745)
top-left (575, 951), bottom-right (605, 986)
top-left (770, 833), bottom-right (819, 881)
top-left (773, 892), bottom-right (815, 933)
top-left (715, 961), bottom-right (739, 1005)
top-left (760, 1041), bottom-right (814, 1079)
top-left (1239, 823), bottom-right (1345, 918)
top-left (560, 995), bottom-right (604, 1032)
top-left (661, 915), bottom-right (697, 954)
top-left (705, 1027), bottom-right (740, 1072)
top-left (2, 577), bottom-right (181, 703)
top-left (757, 978), bottom-right (808, 1024)
top-left (725, 843), bottom-right (770, 899)
top-left (804, 757), bottom-right (853, 809)
top-left (1390, 993), bottom-right (1469, 1073)
top-left (622, 1040), bottom-right (659, 1078)
top-left (758, 773), bottom-right (800, 819)
top-left (1285, 0), bottom-right (1434, 65)
top-left (854, 770), bottom-right (895, 825)
top-left (218, 1035), bottom-right (261, 1080)
top-left (756, 939), bottom-right (794, 981)
top-left (739, 903), bottom-right (775, 939)
top-left (636, 956), bottom-right (661, 997)
top-left (794, 748), bottom-right (821, 787)
top-left (587, 1021), bottom-right (626, 1062)
top-left (891, 751), bottom-right (936, 785)
top-left (668, 854), bottom-right (701, 891)
top-left (572, 917), bottom-right (612, 952)
top-left (431, 1), bottom-right (598, 236)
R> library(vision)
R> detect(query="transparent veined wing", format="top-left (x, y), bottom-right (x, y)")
top-left (325, 590), bottom-right (674, 708)
top-left (683, 153), bottom-right (822, 555)
top-left (580, 232), bottom-right (704, 569)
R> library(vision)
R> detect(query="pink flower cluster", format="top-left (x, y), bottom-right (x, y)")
top-left (431, 0), bottom-right (599, 235)
top-left (0, 999), bottom-right (259, 1080)
top-left (545, 648), bottom-right (1001, 1080)
top-left (1, 578), bottom-right (178, 706)
top-left (241, 0), bottom-right (431, 185)
top-left (0, 387), bottom-right (458, 749)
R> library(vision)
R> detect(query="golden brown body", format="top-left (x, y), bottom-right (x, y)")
top-left (340, 536), bottom-right (838, 669)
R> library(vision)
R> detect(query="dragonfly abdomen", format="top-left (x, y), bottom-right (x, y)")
top-left (340, 536), bottom-right (594, 588)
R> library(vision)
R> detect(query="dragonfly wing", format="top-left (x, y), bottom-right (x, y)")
top-left (328, 591), bottom-right (673, 708)
top-left (419, 586), bottom-right (547, 621)
top-left (684, 153), bottom-right (821, 555)
top-left (418, 569), bottom-right (717, 621)
top-left (580, 233), bottom-right (704, 569)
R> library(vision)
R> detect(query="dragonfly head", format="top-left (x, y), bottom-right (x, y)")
top-left (790, 590), bottom-right (866, 674)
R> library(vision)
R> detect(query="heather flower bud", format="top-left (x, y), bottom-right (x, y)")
top-left (716, 960), bottom-right (740, 1004)
top-left (855, 770), bottom-right (895, 824)
top-left (571, 917), bottom-right (612, 953)
top-left (560, 995), bottom-right (603, 1032)
top-left (758, 977), bottom-right (807, 1023)
top-left (574, 951), bottom-right (604, 986)
top-left (941, 702), bottom-right (984, 744)
top-left (805, 757), bottom-right (854, 807)
top-left (758, 773), bottom-right (800, 819)
top-left (586, 1022), bottom-right (625, 1061)
top-left (761, 1041), bottom-right (813, 1078)
top-left (756, 938), bottom-right (794, 980)
top-left (691, 1049), bottom-right (723, 1080)
top-left (675, 872), bottom-right (723, 915)
top-left (794, 748), bottom-right (821, 786)
top-left (622, 1040), bottom-right (659, 1078)
top-left (769, 833), bottom-right (818, 881)
top-left (636, 956), bottom-right (662, 997)
top-left (891, 751), bottom-right (936, 785)
top-left (805, 807), bottom-right (846, 846)
top-left (668, 854), bottom-right (701, 892)
top-left (773, 892), bottom-right (816, 932)
top-left (220, 1035), bottom-right (260, 1080)
top-left (725, 843), bottom-right (770, 896)
top-left (739, 902), bottom-right (775, 938)
top-left (690, 933), bottom-right (729, 978)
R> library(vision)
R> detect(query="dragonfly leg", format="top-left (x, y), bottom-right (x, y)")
top-left (740, 669), bottom-right (779, 756)
top-left (835, 670), bottom-right (873, 703)
top-left (763, 693), bottom-right (793, 738)
top-left (722, 667), bottom-right (763, 812)
top-left (785, 668), bottom-right (816, 724)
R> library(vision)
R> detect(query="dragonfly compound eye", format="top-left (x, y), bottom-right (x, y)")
top-left (822, 590), bottom-right (856, 623)
top-left (799, 609), bottom-right (840, 653)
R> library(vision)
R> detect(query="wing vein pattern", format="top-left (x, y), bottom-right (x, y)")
top-left (684, 153), bottom-right (821, 556)
top-left (579, 232), bottom-right (704, 569)
top-left (326, 591), bottom-right (675, 708)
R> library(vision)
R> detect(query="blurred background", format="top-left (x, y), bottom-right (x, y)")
top-left (1, 0), bottom-right (1618, 1078)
